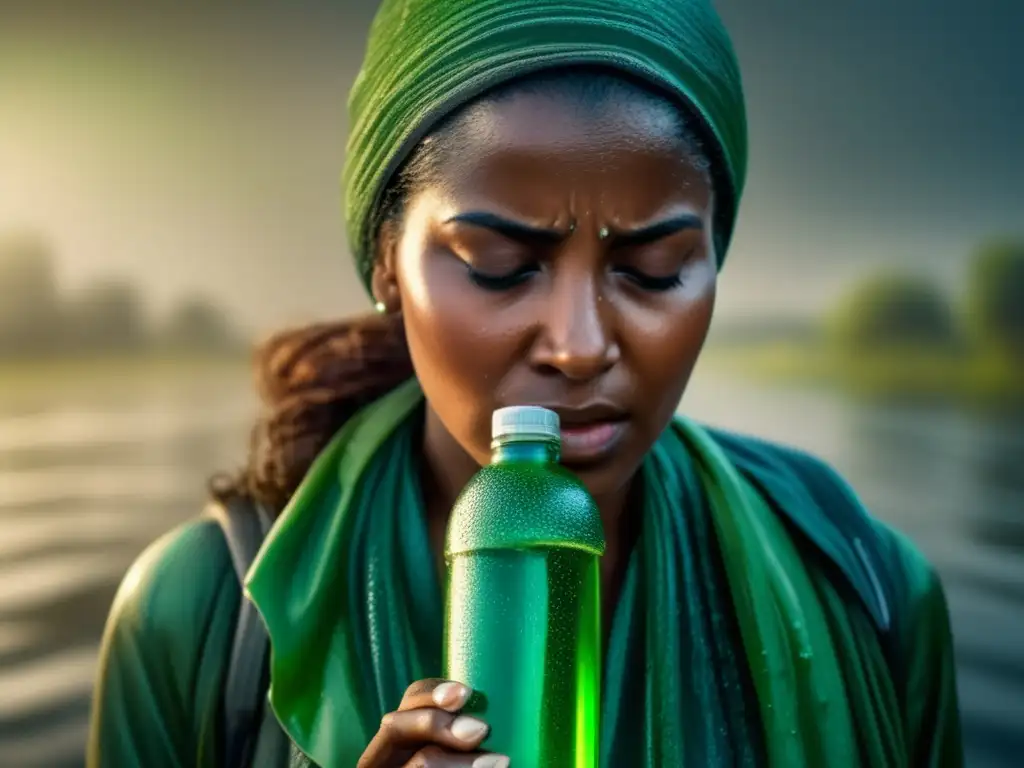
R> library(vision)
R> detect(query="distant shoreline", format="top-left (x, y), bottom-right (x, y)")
top-left (2, 345), bottom-right (1022, 410)
top-left (702, 341), bottom-right (1024, 408)
top-left (0, 352), bottom-right (251, 399)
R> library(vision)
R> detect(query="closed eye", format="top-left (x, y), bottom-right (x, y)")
top-left (465, 263), bottom-right (540, 291)
top-left (613, 266), bottom-right (683, 292)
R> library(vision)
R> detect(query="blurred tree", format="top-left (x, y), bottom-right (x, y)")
top-left (827, 273), bottom-right (958, 352)
top-left (0, 230), bottom-right (62, 356)
top-left (65, 279), bottom-right (147, 353)
top-left (161, 294), bottom-right (237, 352)
top-left (964, 239), bottom-right (1024, 355)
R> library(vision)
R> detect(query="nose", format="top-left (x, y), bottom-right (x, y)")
top-left (531, 269), bottom-right (620, 381)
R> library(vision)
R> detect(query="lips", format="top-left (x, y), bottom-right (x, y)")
top-left (532, 402), bottom-right (629, 465)
top-left (559, 420), bottom-right (627, 464)
top-left (549, 402), bottom-right (627, 426)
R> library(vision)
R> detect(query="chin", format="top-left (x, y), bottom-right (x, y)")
top-left (561, 456), bottom-right (636, 503)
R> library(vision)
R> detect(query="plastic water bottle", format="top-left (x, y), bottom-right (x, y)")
top-left (444, 405), bottom-right (605, 767)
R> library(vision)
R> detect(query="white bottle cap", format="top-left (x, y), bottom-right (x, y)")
top-left (491, 405), bottom-right (560, 442)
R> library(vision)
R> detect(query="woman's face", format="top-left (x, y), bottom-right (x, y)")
top-left (373, 87), bottom-right (717, 504)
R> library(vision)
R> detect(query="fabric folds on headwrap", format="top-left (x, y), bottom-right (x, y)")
top-left (343, 0), bottom-right (748, 293)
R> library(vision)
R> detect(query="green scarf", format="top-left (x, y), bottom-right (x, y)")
top-left (247, 380), bottom-right (905, 766)
top-left (343, 0), bottom-right (748, 292)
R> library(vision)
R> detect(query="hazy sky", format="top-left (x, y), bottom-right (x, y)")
top-left (1, 1), bottom-right (1021, 334)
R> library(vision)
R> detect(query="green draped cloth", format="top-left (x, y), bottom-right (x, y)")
top-left (245, 380), bottom-right (938, 767)
top-left (85, 378), bottom-right (962, 767)
top-left (85, 1), bottom-right (965, 764)
top-left (343, 0), bottom-right (748, 289)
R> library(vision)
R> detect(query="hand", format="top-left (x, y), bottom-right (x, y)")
top-left (356, 678), bottom-right (509, 767)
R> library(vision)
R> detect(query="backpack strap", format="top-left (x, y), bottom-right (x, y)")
top-left (207, 497), bottom-right (276, 767)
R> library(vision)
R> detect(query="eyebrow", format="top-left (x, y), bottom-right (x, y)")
top-left (612, 213), bottom-right (703, 247)
top-left (444, 210), bottom-right (703, 247)
top-left (445, 211), bottom-right (565, 245)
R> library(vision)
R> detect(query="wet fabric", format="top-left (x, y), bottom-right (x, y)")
top-left (236, 379), bottom-right (956, 767)
top-left (343, 0), bottom-right (748, 292)
top-left (86, 383), bottom-right (963, 767)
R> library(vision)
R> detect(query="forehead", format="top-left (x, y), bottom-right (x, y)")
top-left (424, 90), bottom-right (712, 220)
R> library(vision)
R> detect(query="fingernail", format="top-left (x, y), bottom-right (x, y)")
top-left (473, 756), bottom-right (510, 768)
top-left (432, 681), bottom-right (467, 708)
top-left (450, 715), bottom-right (488, 743)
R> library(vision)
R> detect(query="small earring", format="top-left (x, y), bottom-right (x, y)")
top-left (598, 226), bottom-right (610, 240)
top-left (373, 301), bottom-right (387, 314)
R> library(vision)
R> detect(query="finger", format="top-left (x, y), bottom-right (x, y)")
top-left (358, 708), bottom-right (490, 766)
top-left (403, 745), bottom-right (510, 767)
top-left (398, 678), bottom-right (472, 713)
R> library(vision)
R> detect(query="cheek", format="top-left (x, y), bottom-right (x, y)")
top-left (397, 248), bottom-right (525, 461)
top-left (625, 264), bottom-right (716, 428)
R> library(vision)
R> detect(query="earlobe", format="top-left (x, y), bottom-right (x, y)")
top-left (370, 223), bottom-right (402, 313)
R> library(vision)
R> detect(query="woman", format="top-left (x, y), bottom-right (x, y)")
top-left (87, 0), bottom-right (963, 766)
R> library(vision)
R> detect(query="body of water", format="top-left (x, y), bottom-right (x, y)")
top-left (0, 365), bottom-right (1020, 766)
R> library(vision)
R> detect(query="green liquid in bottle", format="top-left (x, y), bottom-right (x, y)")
top-left (444, 406), bottom-right (605, 768)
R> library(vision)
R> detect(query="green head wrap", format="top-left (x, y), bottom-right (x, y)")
top-left (343, 0), bottom-right (748, 294)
